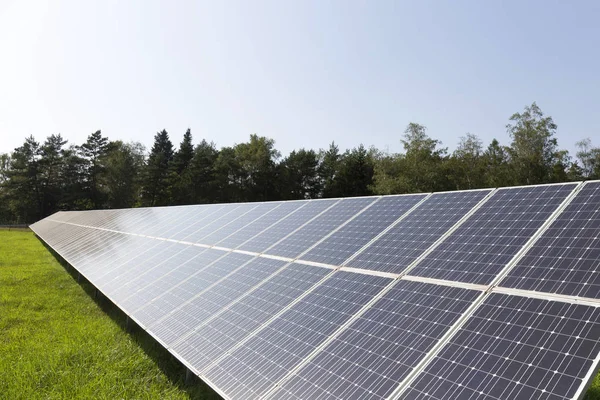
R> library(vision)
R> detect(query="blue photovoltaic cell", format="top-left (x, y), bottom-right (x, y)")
top-left (167, 203), bottom-right (239, 241)
top-left (150, 257), bottom-right (288, 346)
top-left (501, 182), bottom-right (600, 299)
top-left (132, 251), bottom-right (253, 327)
top-left (271, 281), bottom-right (479, 400)
top-left (347, 190), bottom-right (491, 274)
top-left (103, 242), bottom-right (197, 302)
top-left (267, 197), bottom-right (376, 259)
top-left (238, 199), bottom-right (338, 253)
top-left (400, 293), bottom-right (600, 400)
top-left (180, 204), bottom-right (260, 243)
top-left (408, 184), bottom-right (577, 285)
top-left (172, 263), bottom-right (330, 371)
top-left (118, 247), bottom-right (223, 311)
top-left (203, 271), bottom-right (391, 400)
top-left (199, 202), bottom-right (279, 245)
top-left (301, 194), bottom-right (427, 266)
top-left (216, 201), bottom-right (307, 249)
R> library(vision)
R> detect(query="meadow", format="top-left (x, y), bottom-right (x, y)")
top-left (0, 230), bottom-right (219, 399)
top-left (1, 229), bottom-right (598, 399)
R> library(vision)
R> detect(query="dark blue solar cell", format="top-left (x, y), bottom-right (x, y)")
top-left (346, 190), bottom-right (492, 274)
top-left (267, 197), bottom-right (376, 259)
top-left (149, 257), bottom-right (287, 346)
top-left (399, 293), bottom-right (600, 400)
top-left (132, 251), bottom-right (253, 328)
top-left (238, 199), bottom-right (338, 253)
top-left (271, 281), bottom-right (479, 400)
top-left (216, 201), bottom-right (307, 249)
top-left (301, 194), bottom-right (427, 266)
top-left (501, 182), bottom-right (600, 299)
top-left (203, 271), bottom-right (391, 400)
top-left (409, 183), bottom-right (577, 285)
top-left (172, 263), bottom-right (329, 371)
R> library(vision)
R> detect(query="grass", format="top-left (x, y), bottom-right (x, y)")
top-left (1, 229), bottom-right (599, 400)
top-left (0, 230), bottom-right (220, 400)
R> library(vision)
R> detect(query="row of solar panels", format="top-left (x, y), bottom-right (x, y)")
top-left (30, 180), bottom-right (600, 400)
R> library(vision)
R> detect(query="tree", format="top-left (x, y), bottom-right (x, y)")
top-left (483, 139), bottom-right (514, 187)
top-left (319, 142), bottom-right (342, 198)
top-left (5, 136), bottom-right (42, 222)
top-left (233, 134), bottom-right (280, 201)
top-left (141, 130), bottom-right (174, 206)
top-left (575, 138), bottom-right (600, 179)
top-left (213, 146), bottom-right (243, 202)
top-left (335, 145), bottom-right (375, 197)
top-left (400, 123), bottom-right (448, 192)
top-left (448, 133), bottom-right (486, 190)
top-left (59, 146), bottom-right (89, 210)
top-left (278, 149), bottom-right (321, 199)
top-left (79, 130), bottom-right (109, 208)
top-left (187, 139), bottom-right (219, 204)
top-left (0, 153), bottom-right (15, 223)
top-left (104, 141), bottom-right (145, 208)
top-left (506, 102), bottom-right (564, 185)
top-left (38, 134), bottom-right (68, 217)
top-left (170, 129), bottom-right (195, 205)
top-left (371, 150), bottom-right (412, 195)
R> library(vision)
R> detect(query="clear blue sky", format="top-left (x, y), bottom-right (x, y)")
top-left (1, 0), bottom-right (599, 157)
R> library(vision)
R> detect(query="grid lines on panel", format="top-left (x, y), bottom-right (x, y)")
top-left (400, 293), bottom-right (600, 400)
top-left (301, 194), bottom-right (427, 266)
top-left (149, 257), bottom-right (288, 346)
top-left (266, 197), bottom-right (376, 259)
top-left (216, 201), bottom-right (307, 249)
top-left (172, 263), bottom-right (330, 372)
top-left (270, 281), bottom-right (480, 400)
top-left (238, 199), bottom-right (337, 253)
top-left (203, 271), bottom-right (391, 400)
top-left (347, 190), bottom-right (491, 274)
top-left (132, 252), bottom-right (253, 327)
top-left (408, 184), bottom-right (577, 285)
top-left (199, 202), bottom-right (279, 245)
top-left (501, 182), bottom-right (600, 299)
top-left (119, 247), bottom-right (222, 311)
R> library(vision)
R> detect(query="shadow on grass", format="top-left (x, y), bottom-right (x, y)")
top-left (39, 239), bottom-right (222, 400)
top-left (585, 386), bottom-right (600, 400)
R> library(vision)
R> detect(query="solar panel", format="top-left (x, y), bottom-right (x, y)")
top-left (29, 181), bottom-right (600, 400)
top-left (171, 263), bottom-right (330, 371)
top-left (269, 281), bottom-right (480, 400)
top-left (119, 247), bottom-right (223, 311)
top-left (301, 194), bottom-right (427, 266)
top-left (265, 197), bottom-right (376, 259)
top-left (398, 293), bottom-right (600, 400)
top-left (132, 251), bottom-right (254, 327)
top-left (216, 201), bottom-right (307, 249)
top-left (408, 183), bottom-right (577, 285)
top-left (192, 202), bottom-right (279, 245)
top-left (149, 256), bottom-right (289, 346)
top-left (202, 271), bottom-right (391, 399)
top-left (238, 199), bottom-right (338, 253)
top-left (501, 182), bottom-right (600, 299)
top-left (346, 190), bottom-right (491, 274)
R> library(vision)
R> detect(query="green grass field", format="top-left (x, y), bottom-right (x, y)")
top-left (1, 229), bottom-right (599, 400)
top-left (0, 230), bottom-right (220, 399)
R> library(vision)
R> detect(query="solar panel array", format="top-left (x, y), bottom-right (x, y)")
top-left (30, 181), bottom-right (600, 400)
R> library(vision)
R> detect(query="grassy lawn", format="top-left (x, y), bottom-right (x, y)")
top-left (0, 230), bottom-right (220, 400)
top-left (1, 229), bottom-right (599, 400)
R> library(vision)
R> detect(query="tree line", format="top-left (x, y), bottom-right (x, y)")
top-left (1, 102), bottom-right (599, 224)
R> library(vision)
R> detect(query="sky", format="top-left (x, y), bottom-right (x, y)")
top-left (1, 0), bottom-right (599, 157)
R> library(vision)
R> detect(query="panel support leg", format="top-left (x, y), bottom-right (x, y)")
top-left (185, 368), bottom-right (194, 385)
